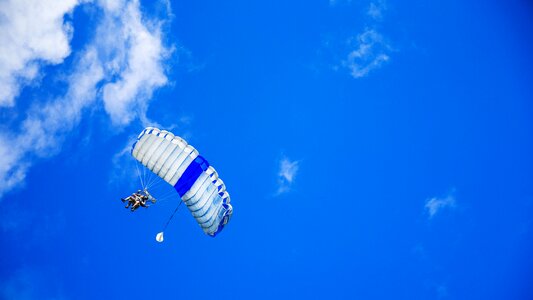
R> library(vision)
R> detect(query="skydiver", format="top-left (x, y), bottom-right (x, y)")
top-left (130, 193), bottom-right (150, 212)
top-left (121, 190), bottom-right (143, 209)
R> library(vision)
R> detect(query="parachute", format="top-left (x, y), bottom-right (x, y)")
top-left (156, 232), bottom-right (164, 242)
top-left (131, 127), bottom-right (233, 237)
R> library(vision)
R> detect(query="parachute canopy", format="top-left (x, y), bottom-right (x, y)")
top-left (131, 127), bottom-right (233, 237)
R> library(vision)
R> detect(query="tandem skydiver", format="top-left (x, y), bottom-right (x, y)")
top-left (121, 190), bottom-right (155, 212)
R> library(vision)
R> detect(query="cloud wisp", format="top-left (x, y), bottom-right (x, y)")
top-left (0, 0), bottom-right (171, 198)
top-left (343, 28), bottom-right (390, 78)
top-left (367, 0), bottom-right (387, 20)
top-left (276, 157), bottom-right (300, 195)
top-left (337, 1), bottom-right (392, 78)
top-left (99, 0), bottom-right (170, 126)
top-left (0, 0), bottom-right (79, 107)
top-left (0, 47), bottom-right (103, 197)
top-left (425, 194), bottom-right (456, 219)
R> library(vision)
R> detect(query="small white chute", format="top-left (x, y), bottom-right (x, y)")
top-left (156, 232), bottom-right (164, 243)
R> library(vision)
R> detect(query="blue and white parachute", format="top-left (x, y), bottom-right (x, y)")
top-left (131, 127), bottom-right (232, 237)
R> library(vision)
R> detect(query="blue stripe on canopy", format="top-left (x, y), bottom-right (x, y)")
top-left (130, 140), bottom-right (138, 154)
top-left (174, 155), bottom-right (210, 197)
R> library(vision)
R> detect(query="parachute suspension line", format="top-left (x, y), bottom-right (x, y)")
top-left (135, 161), bottom-right (145, 190)
top-left (146, 177), bottom-right (165, 191)
top-left (135, 160), bottom-right (154, 192)
top-left (163, 200), bottom-right (184, 231)
top-left (144, 167), bottom-right (160, 191)
top-left (145, 174), bottom-right (157, 191)
top-left (144, 168), bottom-right (151, 186)
top-left (145, 175), bottom-right (154, 190)
top-left (151, 191), bottom-right (178, 204)
top-left (134, 162), bottom-right (173, 203)
top-left (138, 163), bottom-right (157, 192)
top-left (142, 161), bottom-right (148, 188)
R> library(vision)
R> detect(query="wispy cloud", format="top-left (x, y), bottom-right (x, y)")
top-left (336, 1), bottom-right (392, 78)
top-left (367, 1), bottom-right (387, 20)
top-left (343, 28), bottom-right (390, 78)
top-left (0, 0), bottom-right (171, 198)
top-left (276, 156), bottom-right (300, 195)
top-left (0, 0), bottom-right (79, 107)
top-left (99, 0), bottom-right (170, 126)
top-left (0, 47), bottom-right (103, 197)
top-left (425, 193), bottom-right (456, 218)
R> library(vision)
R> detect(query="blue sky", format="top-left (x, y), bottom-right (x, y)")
top-left (1, 0), bottom-right (532, 299)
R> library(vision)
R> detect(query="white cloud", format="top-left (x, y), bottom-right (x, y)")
top-left (425, 194), bottom-right (456, 218)
top-left (0, 47), bottom-right (104, 198)
top-left (333, 1), bottom-right (392, 78)
top-left (0, 0), bottom-right (171, 198)
top-left (276, 157), bottom-right (300, 195)
top-left (100, 0), bottom-right (170, 125)
top-left (367, 1), bottom-right (387, 20)
top-left (0, 0), bottom-right (80, 107)
top-left (343, 28), bottom-right (390, 78)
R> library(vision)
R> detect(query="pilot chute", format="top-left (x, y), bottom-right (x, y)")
top-left (156, 232), bottom-right (164, 242)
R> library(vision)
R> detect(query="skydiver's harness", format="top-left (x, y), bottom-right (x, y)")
top-left (144, 190), bottom-right (157, 203)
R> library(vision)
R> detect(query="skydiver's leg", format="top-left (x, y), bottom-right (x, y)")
top-left (122, 196), bottom-right (133, 205)
top-left (131, 202), bottom-right (140, 211)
